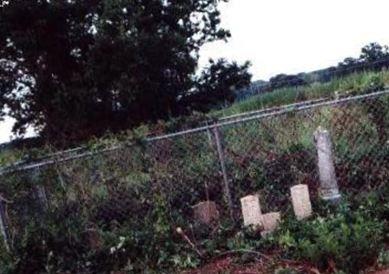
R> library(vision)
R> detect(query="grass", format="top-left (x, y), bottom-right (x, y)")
top-left (0, 70), bottom-right (388, 273)
top-left (214, 70), bottom-right (389, 117)
top-left (1, 69), bottom-right (388, 167)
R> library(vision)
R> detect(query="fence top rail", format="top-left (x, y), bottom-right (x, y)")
top-left (148, 89), bottom-right (389, 141)
top-left (0, 89), bottom-right (388, 176)
top-left (0, 92), bottom-right (328, 171)
top-left (216, 97), bottom-right (329, 122)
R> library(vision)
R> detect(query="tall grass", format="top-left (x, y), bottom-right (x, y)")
top-left (215, 70), bottom-right (389, 117)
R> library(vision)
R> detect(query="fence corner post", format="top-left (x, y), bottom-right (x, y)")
top-left (0, 198), bottom-right (10, 252)
top-left (314, 126), bottom-right (341, 202)
top-left (212, 126), bottom-right (235, 221)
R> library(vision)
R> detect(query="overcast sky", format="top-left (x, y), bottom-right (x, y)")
top-left (1, 0), bottom-right (389, 144)
top-left (199, 0), bottom-right (389, 80)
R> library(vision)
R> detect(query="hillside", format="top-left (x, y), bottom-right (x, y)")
top-left (218, 70), bottom-right (389, 117)
top-left (0, 69), bottom-right (388, 273)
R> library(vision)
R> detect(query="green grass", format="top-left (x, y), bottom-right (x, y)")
top-left (0, 70), bottom-right (388, 273)
top-left (214, 70), bottom-right (389, 117)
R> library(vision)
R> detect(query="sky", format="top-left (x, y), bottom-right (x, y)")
top-left (199, 0), bottom-right (389, 81)
top-left (1, 0), bottom-right (389, 143)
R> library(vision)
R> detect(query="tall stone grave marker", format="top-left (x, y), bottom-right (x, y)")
top-left (314, 127), bottom-right (341, 202)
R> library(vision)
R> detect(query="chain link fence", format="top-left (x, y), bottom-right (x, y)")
top-left (0, 90), bottom-right (388, 271)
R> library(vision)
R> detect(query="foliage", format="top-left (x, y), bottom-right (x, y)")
top-left (269, 74), bottom-right (307, 90)
top-left (0, 0), bottom-right (232, 144)
top-left (276, 204), bottom-right (385, 273)
top-left (181, 58), bottom-right (252, 112)
top-left (215, 70), bottom-right (389, 117)
top-left (0, 70), bottom-right (387, 273)
top-left (0, 186), bottom-right (199, 273)
top-left (237, 42), bottom-right (389, 100)
top-left (378, 249), bottom-right (389, 268)
top-left (360, 42), bottom-right (389, 63)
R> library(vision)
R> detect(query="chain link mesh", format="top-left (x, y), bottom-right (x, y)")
top-left (0, 92), bottom-right (387, 270)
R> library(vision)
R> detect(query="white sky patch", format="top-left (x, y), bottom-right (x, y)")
top-left (0, 117), bottom-right (14, 144)
top-left (0, 117), bottom-right (36, 144)
top-left (199, 0), bottom-right (389, 81)
top-left (2, 0), bottom-right (389, 143)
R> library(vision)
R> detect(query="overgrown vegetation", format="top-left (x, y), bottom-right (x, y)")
top-left (1, 2), bottom-right (388, 272)
top-left (0, 42), bottom-right (388, 272)
top-left (237, 42), bottom-right (389, 99)
top-left (0, 82), bottom-right (387, 273)
top-left (1, 185), bottom-right (386, 273)
top-left (218, 70), bottom-right (389, 117)
top-left (0, 0), bottom-right (253, 145)
top-left (276, 202), bottom-right (386, 273)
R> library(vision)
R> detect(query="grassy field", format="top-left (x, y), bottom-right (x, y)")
top-left (215, 70), bottom-right (389, 117)
top-left (1, 70), bottom-right (388, 166)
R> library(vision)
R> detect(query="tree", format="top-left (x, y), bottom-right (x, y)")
top-left (180, 59), bottom-right (252, 112)
top-left (336, 43), bottom-right (389, 76)
top-left (269, 73), bottom-right (307, 90)
top-left (0, 0), bottom-right (231, 144)
top-left (338, 57), bottom-right (360, 68)
top-left (360, 42), bottom-right (389, 62)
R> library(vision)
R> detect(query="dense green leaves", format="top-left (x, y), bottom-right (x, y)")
top-left (182, 58), bottom-right (252, 112)
top-left (0, 0), bottom-right (241, 144)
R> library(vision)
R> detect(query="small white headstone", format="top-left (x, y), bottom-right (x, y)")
top-left (240, 195), bottom-right (263, 227)
top-left (290, 184), bottom-right (312, 220)
top-left (261, 212), bottom-right (281, 237)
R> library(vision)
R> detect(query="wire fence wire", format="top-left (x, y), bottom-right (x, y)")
top-left (0, 90), bottom-right (388, 263)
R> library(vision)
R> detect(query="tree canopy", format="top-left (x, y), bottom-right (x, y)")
top-left (182, 58), bottom-right (252, 112)
top-left (0, 0), bottom-right (251, 144)
top-left (337, 42), bottom-right (389, 74)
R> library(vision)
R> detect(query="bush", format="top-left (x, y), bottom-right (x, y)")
top-left (276, 205), bottom-right (385, 273)
top-left (0, 192), bottom-right (198, 273)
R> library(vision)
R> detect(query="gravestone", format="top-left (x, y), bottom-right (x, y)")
top-left (314, 127), bottom-right (341, 202)
top-left (193, 201), bottom-right (220, 225)
top-left (261, 212), bottom-right (281, 237)
top-left (240, 194), bottom-right (263, 227)
top-left (290, 184), bottom-right (312, 220)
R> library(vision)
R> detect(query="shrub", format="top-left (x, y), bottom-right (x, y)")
top-left (378, 249), bottom-right (389, 268)
top-left (276, 205), bottom-right (384, 273)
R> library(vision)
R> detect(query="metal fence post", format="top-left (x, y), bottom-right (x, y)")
top-left (212, 126), bottom-right (235, 221)
top-left (0, 198), bottom-right (10, 251)
top-left (205, 121), bottom-right (214, 146)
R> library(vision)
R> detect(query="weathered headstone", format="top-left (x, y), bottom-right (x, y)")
top-left (193, 201), bottom-right (220, 225)
top-left (290, 184), bottom-right (312, 220)
top-left (261, 212), bottom-right (281, 237)
top-left (240, 195), bottom-right (263, 227)
top-left (314, 127), bottom-right (341, 202)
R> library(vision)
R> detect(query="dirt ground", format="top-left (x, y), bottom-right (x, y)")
top-left (182, 254), bottom-right (389, 274)
top-left (182, 254), bottom-right (321, 274)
